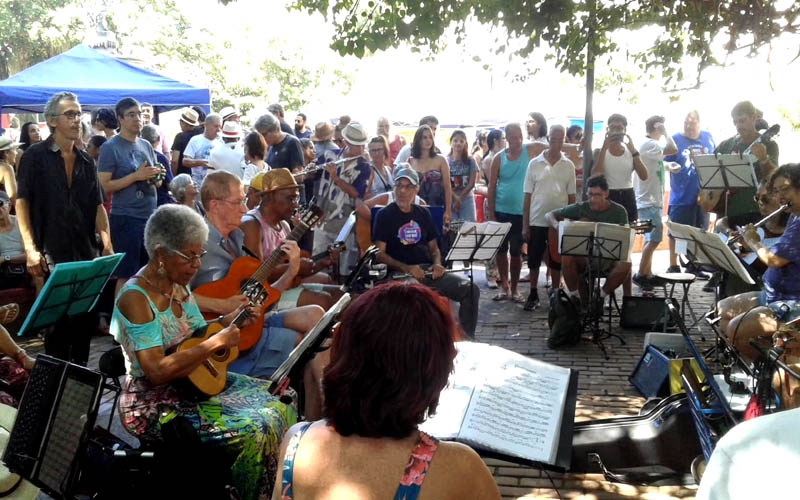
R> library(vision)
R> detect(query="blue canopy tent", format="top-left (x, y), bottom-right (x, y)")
top-left (0, 44), bottom-right (210, 114)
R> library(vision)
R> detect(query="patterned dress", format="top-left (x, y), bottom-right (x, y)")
top-left (112, 283), bottom-right (297, 500)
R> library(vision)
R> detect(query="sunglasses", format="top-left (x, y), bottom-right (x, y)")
top-left (754, 195), bottom-right (771, 204)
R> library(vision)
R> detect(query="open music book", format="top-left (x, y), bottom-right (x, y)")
top-left (420, 342), bottom-right (577, 468)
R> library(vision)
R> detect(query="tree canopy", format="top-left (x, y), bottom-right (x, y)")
top-left (286, 0), bottom-right (799, 91)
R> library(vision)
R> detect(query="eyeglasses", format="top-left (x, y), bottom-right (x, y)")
top-left (171, 248), bottom-right (207, 264)
top-left (754, 195), bottom-right (771, 204)
top-left (58, 111), bottom-right (82, 120)
top-left (124, 111), bottom-right (143, 120)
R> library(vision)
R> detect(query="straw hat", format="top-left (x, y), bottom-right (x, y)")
top-left (342, 122), bottom-right (369, 146)
top-left (0, 137), bottom-right (23, 151)
top-left (261, 169), bottom-right (298, 193)
top-left (179, 108), bottom-right (200, 127)
top-left (221, 121), bottom-right (241, 139)
top-left (309, 122), bottom-right (333, 142)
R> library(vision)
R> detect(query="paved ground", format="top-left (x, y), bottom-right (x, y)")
top-left (18, 248), bottom-right (716, 500)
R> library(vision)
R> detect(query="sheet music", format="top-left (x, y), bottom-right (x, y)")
top-left (695, 154), bottom-right (757, 189)
top-left (558, 221), bottom-right (633, 262)
top-left (666, 221), bottom-right (754, 284)
top-left (455, 344), bottom-right (571, 464)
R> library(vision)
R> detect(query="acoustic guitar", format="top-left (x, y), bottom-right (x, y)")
top-left (193, 205), bottom-right (324, 351)
top-left (173, 310), bottom-right (247, 396)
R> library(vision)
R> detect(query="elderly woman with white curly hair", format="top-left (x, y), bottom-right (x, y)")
top-left (169, 173), bottom-right (204, 215)
top-left (111, 204), bottom-right (295, 500)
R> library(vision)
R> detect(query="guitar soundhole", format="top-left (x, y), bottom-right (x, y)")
top-left (211, 348), bottom-right (229, 362)
top-left (241, 280), bottom-right (266, 304)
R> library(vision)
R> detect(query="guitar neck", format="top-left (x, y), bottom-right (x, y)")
top-left (248, 222), bottom-right (309, 285)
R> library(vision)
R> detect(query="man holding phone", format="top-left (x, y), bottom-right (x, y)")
top-left (590, 113), bottom-right (648, 296)
top-left (98, 97), bottom-right (163, 295)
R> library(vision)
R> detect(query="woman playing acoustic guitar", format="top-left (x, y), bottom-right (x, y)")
top-left (112, 204), bottom-right (296, 500)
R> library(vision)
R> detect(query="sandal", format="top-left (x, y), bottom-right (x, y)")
top-left (0, 303), bottom-right (20, 325)
top-left (511, 293), bottom-right (526, 304)
top-left (492, 292), bottom-right (509, 301)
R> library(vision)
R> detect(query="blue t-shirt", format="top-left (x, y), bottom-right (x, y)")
top-left (98, 135), bottom-right (157, 219)
top-left (663, 131), bottom-right (715, 207)
top-left (763, 214), bottom-right (800, 302)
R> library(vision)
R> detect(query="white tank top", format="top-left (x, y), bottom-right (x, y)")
top-left (602, 148), bottom-right (634, 189)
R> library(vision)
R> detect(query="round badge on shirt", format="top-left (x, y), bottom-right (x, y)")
top-left (398, 220), bottom-right (422, 246)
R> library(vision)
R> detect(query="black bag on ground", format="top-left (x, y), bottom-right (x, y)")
top-left (548, 289), bottom-right (582, 348)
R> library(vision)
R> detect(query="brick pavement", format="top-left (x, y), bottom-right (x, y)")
top-left (17, 249), bottom-right (714, 500)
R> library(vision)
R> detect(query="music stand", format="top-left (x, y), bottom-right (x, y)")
top-left (559, 221), bottom-right (634, 359)
top-left (445, 221), bottom-right (512, 286)
top-left (17, 254), bottom-right (124, 337)
top-left (695, 153), bottom-right (758, 216)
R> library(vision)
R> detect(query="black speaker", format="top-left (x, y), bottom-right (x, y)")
top-left (620, 296), bottom-right (673, 330)
top-left (3, 355), bottom-right (103, 499)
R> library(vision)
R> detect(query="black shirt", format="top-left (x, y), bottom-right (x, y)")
top-left (17, 137), bottom-right (103, 264)
top-left (171, 127), bottom-right (203, 176)
top-left (267, 134), bottom-right (305, 171)
top-left (280, 119), bottom-right (294, 136)
top-left (373, 203), bottom-right (437, 266)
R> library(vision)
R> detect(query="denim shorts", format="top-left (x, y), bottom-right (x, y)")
top-left (758, 291), bottom-right (800, 323)
top-left (637, 206), bottom-right (663, 244)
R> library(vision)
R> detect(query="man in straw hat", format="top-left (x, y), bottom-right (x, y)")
top-left (170, 107), bottom-right (202, 176)
top-left (241, 169), bottom-right (343, 311)
top-left (313, 121), bottom-right (371, 276)
top-left (310, 121), bottom-right (337, 158)
top-left (209, 121), bottom-right (244, 178)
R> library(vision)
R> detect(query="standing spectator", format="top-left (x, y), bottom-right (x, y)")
top-left (219, 105), bottom-right (239, 125)
top-left (447, 129), bottom-right (478, 222)
top-left (526, 111), bottom-right (548, 144)
top-left (565, 124), bottom-right (584, 194)
top-left (663, 110), bottom-right (716, 274)
top-left (268, 103), bottom-right (295, 135)
top-left (377, 116), bottom-right (407, 164)
top-left (169, 107), bottom-right (202, 176)
top-left (90, 107), bottom-right (117, 138)
top-left (409, 124), bottom-right (452, 225)
top-left (310, 121), bottom-right (338, 158)
top-left (141, 124), bottom-right (175, 206)
top-left (632, 116), bottom-right (677, 288)
top-left (488, 123), bottom-right (545, 302)
top-left (590, 113), bottom-right (648, 296)
top-left (184, 113), bottom-right (223, 187)
top-left (521, 124), bottom-right (576, 310)
top-left (139, 102), bottom-right (169, 156)
top-left (208, 121), bottom-right (245, 178)
top-left (169, 174), bottom-right (204, 215)
top-left (242, 131), bottom-right (268, 185)
top-left (366, 135), bottom-right (394, 198)
top-left (294, 113), bottom-right (311, 138)
top-left (16, 91), bottom-right (113, 365)
top-left (0, 137), bottom-right (21, 203)
top-left (97, 98), bottom-right (161, 296)
top-left (394, 115), bottom-right (438, 166)
top-left (14, 121), bottom-right (41, 171)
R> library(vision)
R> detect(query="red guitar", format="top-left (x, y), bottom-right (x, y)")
top-left (193, 205), bottom-right (323, 351)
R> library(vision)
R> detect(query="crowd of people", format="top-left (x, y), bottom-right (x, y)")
top-left (0, 89), bottom-right (798, 498)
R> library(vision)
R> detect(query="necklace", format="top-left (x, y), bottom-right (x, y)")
top-left (134, 273), bottom-right (176, 301)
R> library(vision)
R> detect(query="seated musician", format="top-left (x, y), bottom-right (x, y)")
top-left (545, 175), bottom-right (630, 313)
top-left (190, 171), bottom-right (324, 379)
top-left (240, 169), bottom-right (342, 310)
top-left (0, 311), bottom-right (34, 406)
top-left (112, 205), bottom-right (296, 499)
top-left (717, 164), bottom-right (800, 361)
top-left (373, 166), bottom-right (480, 338)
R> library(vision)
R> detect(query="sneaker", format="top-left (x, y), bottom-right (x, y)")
top-left (487, 277), bottom-right (498, 289)
top-left (524, 290), bottom-right (540, 311)
top-left (632, 273), bottom-right (653, 290)
top-left (665, 265), bottom-right (681, 274)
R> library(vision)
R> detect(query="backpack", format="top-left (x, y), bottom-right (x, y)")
top-left (548, 289), bottom-right (582, 348)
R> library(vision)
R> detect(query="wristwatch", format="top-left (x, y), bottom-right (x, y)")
top-left (3, 254), bottom-right (9, 262)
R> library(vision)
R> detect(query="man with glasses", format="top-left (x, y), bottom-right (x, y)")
top-left (191, 170), bottom-right (325, 382)
top-left (97, 97), bottom-right (162, 296)
top-left (16, 91), bottom-right (113, 365)
top-left (373, 166), bottom-right (480, 337)
top-left (714, 101), bottom-right (779, 229)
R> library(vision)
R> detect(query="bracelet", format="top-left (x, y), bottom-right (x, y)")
top-left (632, 151), bottom-right (640, 158)
top-left (14, 348), bottom-right (26, 362)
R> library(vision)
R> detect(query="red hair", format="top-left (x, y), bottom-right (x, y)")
top-left (323, 282), bottom-right (458, 438)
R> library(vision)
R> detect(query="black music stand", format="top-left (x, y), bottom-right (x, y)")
top-left (695, 153), bottom-right (757, 216)
top-left (559, 221), bottom-right (634, 359)
top-left (444, 221), bottom-right (511, 286)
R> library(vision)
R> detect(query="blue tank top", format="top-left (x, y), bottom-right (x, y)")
top-left (494, 148), bottom-right (529, 215)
